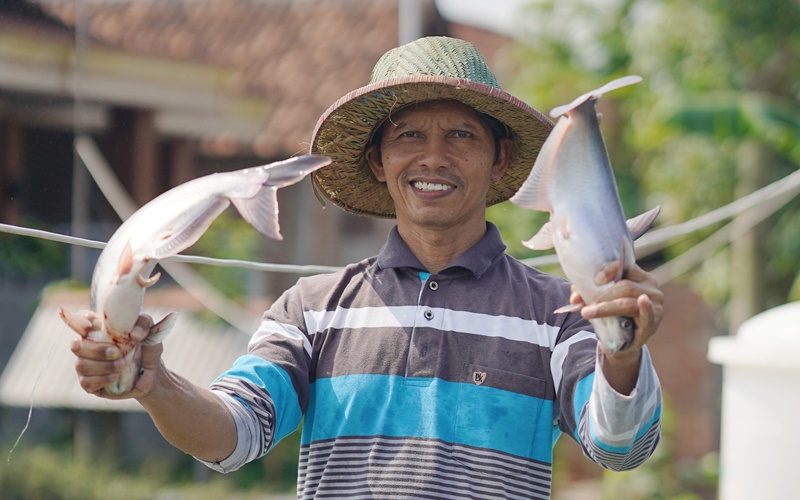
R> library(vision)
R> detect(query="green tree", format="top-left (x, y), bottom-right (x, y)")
top-left (492, 0), bottom-right (800, 324)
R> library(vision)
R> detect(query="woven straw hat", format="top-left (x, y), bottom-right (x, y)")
top-left (310, 36), bottom-right (553, 219)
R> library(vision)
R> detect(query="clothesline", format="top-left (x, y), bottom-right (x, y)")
top-left (0, 222), bottom-right (342, 275)
top-left (3, 165), bottom-right (799, 282)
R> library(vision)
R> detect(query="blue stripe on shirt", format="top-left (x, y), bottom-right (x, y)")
top-left (573, 371), bottom-right (595, 440)
top-left (589, 405), bottom-right (663, 454)
top-left (215, 355), bottom-right (303, 446)
top-left (302, 373), bottom-right (554, 462)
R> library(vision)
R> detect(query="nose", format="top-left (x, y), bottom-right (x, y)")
top-left (417, 136), bottom-right (451, 170)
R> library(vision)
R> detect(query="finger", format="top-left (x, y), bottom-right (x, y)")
top-left (70, 337), bottom-right (121, 361)
top-left (581, 297), bottom-right (640, 320)
top-left (595, 261), bottom-right (621, 286)
top-left (74, 355), bottom-right (124, 378)
top-left (637, 294), bottom-right (654, 328)
top-left (129, 314), bottom-right (154, 343)
top-left (77, 373), bottom-right (121, 395)
top-left (140, 342), bottom-right (164, 369)
top-left (624, 263), bottom-right (658, 287)
top-left (635, 293), bottom-right (663, 343)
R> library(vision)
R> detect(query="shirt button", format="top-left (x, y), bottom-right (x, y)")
top-left (424, 310), bottom-right (434, 320)
top-left (428, 280), bottom-right (439, 291)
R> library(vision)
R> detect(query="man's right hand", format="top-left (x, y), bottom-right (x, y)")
top-left (68, 313), bottom-right (164, 400)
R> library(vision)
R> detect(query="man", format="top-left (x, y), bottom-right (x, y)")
top-left (71, 37), bottom-right (663, 499)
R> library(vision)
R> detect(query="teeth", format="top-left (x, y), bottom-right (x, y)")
top-left (413, 181), bottom-right (453, 192)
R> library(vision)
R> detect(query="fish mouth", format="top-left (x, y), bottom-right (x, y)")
top-left (590, 316), bottom-right (635, 355)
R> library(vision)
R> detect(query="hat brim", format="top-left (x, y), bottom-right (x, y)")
top-left (310, 75), bottom-right (553, 218)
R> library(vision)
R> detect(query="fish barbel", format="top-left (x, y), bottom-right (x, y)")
top-left (60, 155), bottom-right (331, 394)
top-left (510, 76), bottom-right (660, 354)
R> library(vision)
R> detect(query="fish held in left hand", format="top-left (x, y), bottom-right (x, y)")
top-left (60, 154), bottom-right (331, 395)
top-left (510, 76), bottom-right (659, 354)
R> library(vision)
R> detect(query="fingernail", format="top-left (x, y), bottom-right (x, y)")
top-left (106, 347), bottom-right (119, 359)
top-left (582, 305), bottom-right (597, 318)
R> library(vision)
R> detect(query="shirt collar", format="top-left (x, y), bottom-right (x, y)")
top-left (376, 222), bottom-right (507, 278)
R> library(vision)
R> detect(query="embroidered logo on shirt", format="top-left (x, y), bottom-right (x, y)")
top-left (472, 371), bottom-right (487, 385)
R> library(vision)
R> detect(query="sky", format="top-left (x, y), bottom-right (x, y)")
top-left (434, 0), bottom-right (530, 37)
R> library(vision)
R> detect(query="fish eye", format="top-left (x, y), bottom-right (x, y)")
top-left (619, 317), bottom-right (634, 332)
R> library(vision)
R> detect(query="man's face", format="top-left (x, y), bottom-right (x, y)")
top-left (365, 100), bottom-right (511, 232)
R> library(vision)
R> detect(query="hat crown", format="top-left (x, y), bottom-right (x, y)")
top-left (369, 37), bottom-right (501, 89)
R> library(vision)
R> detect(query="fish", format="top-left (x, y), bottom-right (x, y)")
top-left (510, 76), bottom-right (660, 354)
top-left (59, 154), bottom-right (331, 395)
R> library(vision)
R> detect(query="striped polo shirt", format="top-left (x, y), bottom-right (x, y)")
top-left (204, 223), bottom-right (662, 499)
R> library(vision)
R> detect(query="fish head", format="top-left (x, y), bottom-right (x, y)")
top-left (100, 249), bottom-right (158, 340)
top-left (590, 315), bottom-right (635, 355)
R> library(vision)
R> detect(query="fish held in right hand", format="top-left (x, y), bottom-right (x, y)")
top-left (61, 154), bottom-right (332, 396)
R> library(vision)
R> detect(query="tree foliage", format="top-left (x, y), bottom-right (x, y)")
top-left (492, 0), bottom-right (800, 309)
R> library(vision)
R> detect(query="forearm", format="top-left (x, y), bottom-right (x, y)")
top-left (138, 365), bottom-right (237, 463)
top-left (581, 346), bottom-right (662, 471)
top-left (600, 347), bottom-right (642, 395)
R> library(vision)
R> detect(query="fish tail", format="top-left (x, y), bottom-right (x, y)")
top-left (256, 155), bottom-right (332, 189)
top-left (550, 75), bottom-right (643, 118)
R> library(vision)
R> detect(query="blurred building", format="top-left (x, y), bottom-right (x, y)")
top-left (0, 0), bottom-right (528, 467)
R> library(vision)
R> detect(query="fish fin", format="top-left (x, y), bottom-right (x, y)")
top-left (150, 199), bottom-right (230, 260)
top-left (229, 155), bottom-right (331, 240)
top-left (522, 221), bottom-right (555, 250)
top-left (626, 206), bottom-right (661, 240)
top-left (555, 303), bottom-right (583, 314)
top-left (615, 241), bottom-right (626, 281)
top-left (559, 216), bottom-right (570, 240)
top-left (230, 186), bottom-right (282, 240)
top-left (143, 312), bottom-right (178, 345)
top-left (136, 270), bottom-right (161, 288)
top-left (118, 240), bottom-right (134, 277)
top-left (59, 307), bottom-right (99, 337)
top-left (510, 118), bottom-right (571, 212)
top-left (550, 75), bottom-right (643, 118)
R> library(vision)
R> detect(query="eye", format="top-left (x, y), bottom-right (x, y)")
top-left (453, 130), bottom-right (472, 138)
top-left (619, 317), bottom-right (634, 332)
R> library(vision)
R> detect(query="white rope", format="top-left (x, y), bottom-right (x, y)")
top-left (651, 175), bottom-right (798, 284)
top-left (635, 167), bottom-right (800, 256)
top-left (3, 164), bottom-right (798, 280)
top-left (0, 223), bottom-right (341, 275)
top-left (521, 167), bottom-right (800, 269)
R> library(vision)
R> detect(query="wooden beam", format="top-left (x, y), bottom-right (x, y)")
top-left (108, 107), bottom-right (158, 206)
top-left (0, 118), bottom-right (24, 224)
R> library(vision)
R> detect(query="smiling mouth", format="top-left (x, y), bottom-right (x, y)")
top-left (411, 181), bottom-right (454, 192)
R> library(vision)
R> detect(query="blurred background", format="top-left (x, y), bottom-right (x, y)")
top-left (0, 0), bottom-right (798, 498)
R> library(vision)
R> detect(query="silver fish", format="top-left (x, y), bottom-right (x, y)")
top-left (510, 76), bottom-right (660, 354)
top-left (60, 155), bottom-right (331, 394)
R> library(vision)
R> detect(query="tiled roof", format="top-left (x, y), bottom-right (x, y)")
top-left (32, 0), bottom-right (406, 157)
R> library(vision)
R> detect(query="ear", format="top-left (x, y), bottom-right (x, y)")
top-left (490, 138), bottom-right (512, 181)
top-left (365, 144), bottom-right (386, 182)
